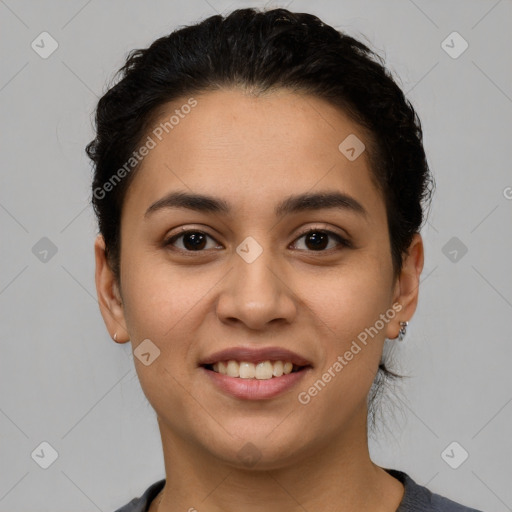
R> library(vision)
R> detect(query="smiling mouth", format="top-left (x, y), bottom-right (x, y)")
top-left (202, 360), bottom-right (309, 380)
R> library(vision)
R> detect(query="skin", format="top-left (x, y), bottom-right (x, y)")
top-left (94, 88), bottom-right (424, 512)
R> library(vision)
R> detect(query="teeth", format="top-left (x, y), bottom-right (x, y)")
top-left (239, 362), bottom-right (255, 379)
top-left (255, 361), bottom-right (273, 380)
top-left (210, 360), bottom-right (299, 379)
top-left (226, 360), bottom-right (239, 377)
top-left (272, 360), bottom-right (284, 377)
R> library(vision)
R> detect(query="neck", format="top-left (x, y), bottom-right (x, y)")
top-left (152, 406), bottom-right (404, 512)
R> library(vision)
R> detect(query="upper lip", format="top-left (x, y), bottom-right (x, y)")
top-left (199, 346), bottom-right (312, 367)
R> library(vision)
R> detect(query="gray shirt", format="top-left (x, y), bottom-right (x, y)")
top-left (113, 468), bottom-right (484, 511)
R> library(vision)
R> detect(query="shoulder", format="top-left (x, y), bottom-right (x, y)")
top-left (112, 478), bottom-right (165, 512)
top-left (386, 469), bottom-right (485, 512)
top-left (113, 472), bottom-right (486, 512)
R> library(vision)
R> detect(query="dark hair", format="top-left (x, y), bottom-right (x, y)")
top-left (86, 7), bottom-right (434, 430)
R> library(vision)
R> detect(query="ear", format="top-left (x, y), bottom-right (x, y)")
top-left (386, 233), bottom-right (424, 340)
top-left (94, 234), bottom-right (129, 343)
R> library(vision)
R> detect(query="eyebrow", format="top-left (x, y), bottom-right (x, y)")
top-left (144, 190), bottom-right (368, 219)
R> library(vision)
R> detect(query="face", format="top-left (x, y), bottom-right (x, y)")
top-left (95, 88), bottom-right (423, 469)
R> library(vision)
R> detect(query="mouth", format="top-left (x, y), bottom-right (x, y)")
top-left (201, 360), bottom-right (310, 380)
top-left (198, 346), bottom-right (313, 400)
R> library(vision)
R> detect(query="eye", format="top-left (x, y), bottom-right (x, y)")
top-left (164, 230), bottom-right (221, 252)
top-left (164, 227), bottom-right (351, 253)
top-left (292, 229), bottom-right (350, 252)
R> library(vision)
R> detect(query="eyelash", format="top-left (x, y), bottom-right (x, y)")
top-left (163, 227), bottom-right (351, 253)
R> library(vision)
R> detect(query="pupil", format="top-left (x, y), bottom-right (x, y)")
top-left (306, 232), bottom-right (327, 250)
top-left (184, 232), bottom-right (206, 250)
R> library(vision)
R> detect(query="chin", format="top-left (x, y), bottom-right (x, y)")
top-left (200, 427), bottom-right (313, 471)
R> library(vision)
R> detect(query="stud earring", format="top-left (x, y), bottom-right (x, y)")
top-left (397, 321), bottom-right (408, 342)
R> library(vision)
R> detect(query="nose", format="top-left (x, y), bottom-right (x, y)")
top-left (215, 243), bottom-right (298, 331)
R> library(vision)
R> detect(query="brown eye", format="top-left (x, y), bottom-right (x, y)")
top-left (304, 231), bottom-right (329, 250)
top-left (164, 230), bottom-right (220, 251)
top-left (292, 230), bottom-right (350, 251)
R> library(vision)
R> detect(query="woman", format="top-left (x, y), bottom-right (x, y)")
top-left (87, 7), bottom-right (483, 512)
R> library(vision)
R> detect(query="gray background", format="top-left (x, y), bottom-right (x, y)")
top-left (1, 0), bottom-right (511, 510)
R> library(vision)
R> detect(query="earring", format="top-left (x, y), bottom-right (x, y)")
top-left (397, 321), bottom-right (408, 342)
top-left (113, 332), bottom-right (117, 342)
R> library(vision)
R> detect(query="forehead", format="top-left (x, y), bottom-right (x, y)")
top-left (122, 88), bottom-right (383, 223)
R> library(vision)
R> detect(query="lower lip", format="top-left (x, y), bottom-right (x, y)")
top-left (201, 367), bottom-right (310, 400)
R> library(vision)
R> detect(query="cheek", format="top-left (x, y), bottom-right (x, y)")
top-left (294, 265), bottom-right (392, 426)
top-left (119, 256), bottom-right (224, 388)
top-left (303, 261), bottom-right (393, 340)
top-left (120, 253), bottom-right (204, 340)
top-left (119, 260), bottom-right (205, 416)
